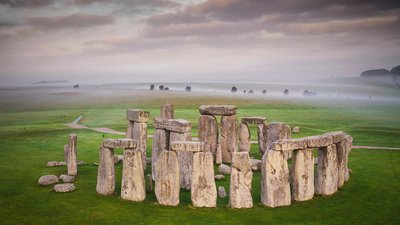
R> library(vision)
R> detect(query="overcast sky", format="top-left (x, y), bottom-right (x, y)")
top-left (0, 0), bottom-right (399, 85)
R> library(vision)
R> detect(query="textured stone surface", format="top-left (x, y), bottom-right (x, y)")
top-left (38, 175), bottom-right (59, 186)
top-left (46, 161), bottom-right (66, 167)
top-left (152, 129), bottom-right (169, 180)
top-left (132, 122), bottom-right (147, 170)
top-left (326, 131), bottom-right (347, 143)
top-left (198, 115), bottom-right (218, 159)
top-left (67, 133), bottom-right (77, 176)
top-left (305, 134), bottom-right (333, 148)
top-left (191, 152), bottom-right (217, 207)
top-left (266, 122), bottom-right (291, 149)
top-left (199, 105), bottom-right (237, 116)
top-left (344, 135), bottom-right (353, 182)
top-left (292, 126), bottom-right (300, 133)
top-left (121, 149), bottom-right (146, 202)
top-left (96, 147), bottom-right (115, 195)
top-left (127, 109), bottom-right (149, 123)
top-left (257, 124), bottom-right (268, 156)
top-left (126, 121), bottom-right (134, 138)
top-left (270, 138), bottom-right (307, 151)
top-left (103, 138), bottom-right (137, 149)
top-left (170, 131), bottom-right (193, 190)
top-left (218, 186), bottom-right (227, 198)
top-left (215, 136), bottom-right (223, 164)
top-left (146, 174), bottom-right (153, 193)
top-left (214, 174), bottom-right (225, 180)
top-left (261, 150), bottom-right (291, 208)
top-left (155, 150), bottom-right (180, 206)
top-left (291, 149), bottom-right (314, 201)
top-left (238, 123), bottom-right (251, 152)
top-left (250, 159), bottom-right (262, 171)
top-left (241, 116), bottom-right (266, 124)
top-left (170, 141), bottom-right (207, 152)
top-left (161, 104), bottom-right (174, 119)
top-left (218, 164), bottom-right (231, 175)
top-left (229, 152), bottom-right (253, 208)
top-left (59, 174), bottom-right (75, 183)
top-left (220, 115), bottom-right (238, 163)
top-left (64, 144), bottom-right (69, 163)
top-left (315, 144), bottom-right (338, 195)
top-left (336, 135), bottom-right (353, 187)
top-left (54, 183), bottom-right (75, 193)
top-left (114, 154), bottom-right (123, 164)
top-left (154, 117), bottom-right (191, 133)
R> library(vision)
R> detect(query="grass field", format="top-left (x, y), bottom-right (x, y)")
top-left (0, 86), bottom-right (399, 224)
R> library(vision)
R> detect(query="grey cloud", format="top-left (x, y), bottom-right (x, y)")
top-left (27, 13), bottom-right (115, 30)
top-left (68, 0), bottom-right (179, 8)
top-left (0, 0), bottom-right (55, 8)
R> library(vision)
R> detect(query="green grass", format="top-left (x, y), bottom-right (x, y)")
top-left (0, 89), bottom-right (399, 224)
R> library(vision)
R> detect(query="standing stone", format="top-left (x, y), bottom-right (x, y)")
top-left (291, 148), bottom-right (314, 201)
top-left (132, 122), bottom-right (147, 170)
top-left (161, 104), bottom-right (174, 119)
top-left (198, 115), bottom-right (218, 159)
top-left (146, 174), bottom-right (153, 193)
top-left (261, 150), bottom-right (291, 207)
top-left (344, 136), bottom-right (353, 182)
top-left (126, 121), bottom-right (134, 138)
top-left (170, 131), bottom-right (192, 190)
top-left (64, 144), bottom-right (69, 163)
top-left (216, 136), bottom-right (223, 164)
top-left (336, 141), bottom-right (346, 188)
top-left (220, 115), bottom-right (238, 163)
top-left (121, 149), bottom-right (146, 202)
top-left (266, 122), bottom-right (291, 159)
top-left (67, 133), bottom-right (77, 176)
top-left (258, 124), bottom-right (268, 156)
top-left (152, 129), bottom-right (169, 180)
top-left (218, 164), bottom-right (231, 175)
top-left (229, 152), bottom-right (253, 209)
top-left (218, 186), bottom-right (227, 198)
top-left (191, 152), bottom-right (217, 207)
top-left (155, 150), bottom-right (180, 206)
top-left (96, 147), bottom-right (115, 195)
top-left (238, 123), bottom-right (251, 152)
top-left (315, 144), bottom-right (338, 195)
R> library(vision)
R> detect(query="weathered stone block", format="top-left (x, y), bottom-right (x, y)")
top-left (132, 122), bottom-right (147, 170)
top-left (326, 131), bottom-right (347, 144)
top-left (127, 109), bottom-right (149, 123)
top-left (170, 141), bottom-right (207, 152)
top-left (38, 175), bottom-right (59, 186)
top-left (258, 124), bottom-right (268, 156)
top-left (291, 148), bottom-right (314, 201)
top-left (270, 138), bottom-right (307, 151)
top-left (238, 123), bottom-right (251, 152)
top-left (191, 152), bottom-right (217, 207)
top-left (126, 121), bottom-right (134, 139)
top-left (218, 164), bottom-right (231, 175)
top-left (229, 152), bottom-right (253, 208)
top-left (241, 116), bottom-right (266, 124)
top-left (154, 117), bottom-right (191, 133)
top-left (220, 115), bottom-right (238, 163)
top-left (170, 131), bottom-right (193, 190)
top-left (54, 183), bottom-right (75, 193)
top-left (161, 104), bottom-right (174, 119)
top-left (305, 134), bottom-right (333, 148)
top-left (199, 105), bottom-right (237, 116)
top-left (121, 149), bottom-right (146, 202)
top-left (198, 115), bottom-right (218, 159)
top-left (96, 147), bottom-right (115, 195)
top-left (152, 129), bottom-right (169, 180)
top-left (155, 150), bottom-right (180, 206)
top-left (67, 133), bottom-right (77, 176)
top-left (250, 159), bottom-right (261, 171)
top-left (315, 144), bottom-right (338, 195)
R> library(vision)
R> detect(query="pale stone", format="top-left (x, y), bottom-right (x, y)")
top-left (335, 141), bottom-right (346, 188)
top-left (218, 186), bottom-right (227, 198)
top-left (344, 135), bottom-right (353, 182)
top-left (126, 121), bottom-right (134, 138)
top-left (291, 149), bottom-right (314, 201)
top-left (38, 175), bottom-right (59, 186)
top-left (102, 138), bottom-right (120, 149)
top-left (121, 149), bottom-right (146, 202)
top-left (67, 133), bottom-right (77, 176)
top-left (103, 138), bottom-right (137, 149)
top-left (155, 150), bottom-right (180, 206)
top-left (292, 126), bottom-right (300, 133)
top-left (170, 131), bottom-right (192, 190)
top-left (261, 150), bottom-right (291, 208)
top-left (257, 124), bottom-right (268, 156)
top-left (270, 138), bottom-right (307, 151)
top-left (214, 174), bottom-right (225, 180)
top-left (154, 117), bottom-right (191, 133)
top-left (54, 183), bottom-right (75, 193)
top-left (266, 122), bottom-right (291, 150)
top-left (315, 144), bottom-right (338, 195)
top-left (229, 152), bottom-right (253, 208)
top-left (152, 129), bottom-right (169, 180)
top-left (146, 174), bottom-right (153, 193)
top-left (325, 131), bottom-right (347, 143)
top-left (191, 152), bottom-right (217, 207)
top-left (161, 104), bottom-right (174, 119)
top-left (241, 116), bottom-right (266, 124)
top-left (114, 154), bottom-right (123, 164)
top-left (59, 174), bottom-right (75, 183)
top-left (46, 161), bottom-right (66, 167)
top-left (64, 144), bottom-right (69, 163)
top-left (170, 141), bottom-right (206, 152)
top-left (220, 115), bottom-right (238, 163)
top-left (215, 137), bottom-right (222, 164)
top-left (218, 164), bottom-right (231, 175)
top-left (199, 105), bottom-right (237, 116)
top-left (238, 123), bottom-right (251, 152)
top-left (132, 122), bottom-right (147, 170)
top-left (127, 109), bottom-right (149, 123)
top-left (305, 134), bottom-right (333, 148)
top-left (250, 159), bottom-right (261, 171)
top-left (96, 147), bottom-right (115, 195)
top-left (198, 115), bottom-right (218, 159)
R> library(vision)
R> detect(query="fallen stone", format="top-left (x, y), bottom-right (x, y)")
top-left (67, 133), bottom-right (78, 176)
top-left (152, 129), bottom-right (169, 180)
top-left (220, 115), bottom-right (238, 163)
top-left (153, 117), bottom-right (191, 133)
top-left (214, 174), bottom-right (225, 180)
top-left (191, 152), bottom-right (217, 207)
top-left (238, 123), bottom-right (251, 152)
top-left (121, 149), bottom-right (146, 202)
top-left (241, 116), bottom-right (266, 124)
top-left (77, 160), bottom-right (87, 166)
top-left (291, 148), bottom-right (314, 201)
top-left (54, 183), bottom-right (75, 193)
top-left (155, 150), bottom-right (180, 206)
top-left (305, 134), bottom-right (333, 148)
top-left (229, 152), bottom-right (253, 208)
top-left (38, 175), bottom-right (59, 186)
top-left (199, 105), bottom-right (237, 116)
top-left (198, 115), bottom-right (218, 159)
top-left (59, 174), bottom-right (75, 183)
top-left (250, 159), bottom-right (261, 171)
top-left (96, 147), bottom-right (115, 195)
top-left (126, 109), bottom-right (150, 123)
top-left (132, 122), bottom-right (148, 170)
top-left (261, 150), bottom-right (291, 208)
top-left (161, 104), bottom-right (174, 119)
top-left (292, 126), bottom-right (300, 133)
top-left (170, 131), bottom-right (193, 190)
top-left (47, 161), bottom-right (66, 167)
top-left (218, 186), bottom-right (227, 198)
top-left (315, 144), bottom-right (338, 195)
top-left (170, 141), bottom-right (207, 152)
top-left (218, 164), bottom-right (231, 175)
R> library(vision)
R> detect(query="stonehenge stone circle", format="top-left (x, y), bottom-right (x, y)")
top-left (229, 152), bottom-right (253, 209)
top-left (191, 151), bottom-right (217, 207)
top-left (155, 150), bottom-right (180, 206)
top-left (67, 133), bottom-right (77, 176)
top-left (121, 149), bottom-right (146, 202)
top-left (154, 117), bottom-right (191, 133)
top-left (241, 116), bottom-right (266, 125)
top-left (199, 105), bottom-right (237, 116)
